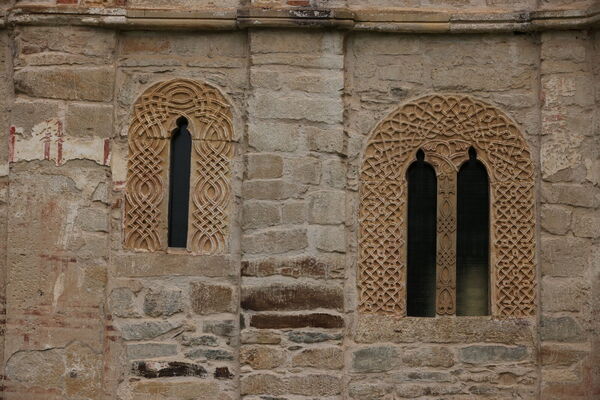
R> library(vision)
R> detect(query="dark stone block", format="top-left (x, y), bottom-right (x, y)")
top-left (214, 366), bottom-right (234, 379)
top-left (131, 361), bottom-right (207, 379)
top-left (241, 284), bottom-right (343, 311)
top-left (249, 313), bottom-right (344, 329)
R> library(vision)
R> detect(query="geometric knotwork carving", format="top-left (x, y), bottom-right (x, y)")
top-left (124, 79), bottom-right (234, 254)
top-left (358, 94), bottom-right (535, 318)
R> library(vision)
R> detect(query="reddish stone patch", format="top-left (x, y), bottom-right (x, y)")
top-left (241, 284), bottom-right (343, 311)
top-left (249, 313), bottom-right (344, 329)
top-left (287, 0), bottom-right (310, 6)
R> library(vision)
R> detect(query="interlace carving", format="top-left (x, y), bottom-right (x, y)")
top-left (124, 79), bottom-right (234, 254)
top-left (358, 95), bottom-right (536, 318)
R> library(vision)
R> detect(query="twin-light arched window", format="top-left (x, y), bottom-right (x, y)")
top-left (406, 147), bottom-right (489, 317)
top-left (358, 95), bottom-right (536, 318)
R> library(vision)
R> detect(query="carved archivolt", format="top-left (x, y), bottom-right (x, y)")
top-left (358, 95), bottom-right (535, 318)
top-left (124, 79), bottom-right (234, 254)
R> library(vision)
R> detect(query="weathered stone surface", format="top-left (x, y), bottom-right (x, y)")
top-left (306, 125), bottom-right (345, 154)
top-left (14, 67), bottom-right (114, 101)
top-left (400, 346), bottom-right (454, 368)
top-left (241, 330), bottom-right (281, 345)
top-left (203, 320), bottom-right (235, 337)
top-left (248, 120), bottom-right (299, 152)
top-left (127, 343), bottom-right (178, 360)
top-left (287, 156), bottom-right (322, 185)
top-left (242, 179), bottom-right (304, 200)
top-left (571, 208), bottom-right (600, 238)
top-left (15, 26), bottom-right (115, 66)
top-left (353, 346), bottom-right (397, 372)
top-left (288, 374), bottom-right (342, 396)
top-left (181, 334), bottom-right (219, 347)
top-left (242, 201), bottom-right (280, 229)
top-left (540, 345), bottom-right (587, 366)
top-left (281, 200), bottom-right (306, 224)
top-left (109, 287), bottom-right (139, 318)
top-left (241, 283), bottom-right (343, 311)
top-left (541, 204), bottom-right (572, 235)
top-left (313, 225), bottom-right (346, 252)
top-left (323, 158), bottom-right (346, 189)
top-left (288, 331), bottom-right (342, 343)
top-left (542, 182), bottom-right (600, 208)
top-left (190, 282), bottom-right (235, 314)
top-left (132, 380), bottom-right (219, 400)
top-left (241, 373), bottom-right (286, 396)
top-left (6, 348), bottom-right (65, 387)
top-left (292, 347), bottom-right (343, 369)
top-left (249, 313), bottom-right (344, 329)
top-left (119, 321), bottom-right (180, 341)
top-left (247, 153), bottom-right (283, 179)
top-left (541, 277), bottom-right (588, 312)
top-left (242, 228), bottom-right (308, 254)
top-left (540, 316), bottom-right (585, 342)
top-left (355, 314), bottom-right (534, 344)
top-left (76, 207), bottom-right (109, 232)
top-left (65, 342), bottom-right (103, 399)
top-left (144, 288), bottom-right (183, 317)
top-left (241, 256), bottom-right (330, 279)
top-left (11, 99), bottom-right (60, 133)
top-left (459, 345), bottom-right (528, 363)
top-left (541, 234), bottom-right (591, 277)
top-left (115, 253), bottom-right (236, 278)
top-left (241, 345), bottom-right (285, 369)
top-left (308, 190), bottom-right (345, 224)
top-left (186, 349), bottom-right (234, 361)
top-left (66, 103), bottom-right (113, 138)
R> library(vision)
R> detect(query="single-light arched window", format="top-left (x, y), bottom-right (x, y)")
top-left (168, 117), bottom-right (192, 248)
top-left (406, 149), bottom-right (437, 317)
top-left (456, 147), bottom-right (490, 316)
top-left (124, 79), bottom-right (234, 254)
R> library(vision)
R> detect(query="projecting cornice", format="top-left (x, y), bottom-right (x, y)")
top-left (0, 4), bottom-right (599, 33)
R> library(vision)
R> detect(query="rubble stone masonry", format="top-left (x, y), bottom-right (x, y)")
top-left (0, 0), bottom-right (598, 399)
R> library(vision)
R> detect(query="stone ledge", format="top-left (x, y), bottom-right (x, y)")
top-left (2, 4), bottom-right (599, 32)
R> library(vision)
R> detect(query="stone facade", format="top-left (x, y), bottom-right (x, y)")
top-left (0, 0), bottom-right (598, 399)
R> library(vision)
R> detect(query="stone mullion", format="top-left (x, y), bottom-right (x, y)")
top-left (435, 170), bottom-right (457, 316)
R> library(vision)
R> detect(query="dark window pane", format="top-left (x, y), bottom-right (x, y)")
top-left (406, 149), bottom-right (437, 317)
top-left (168, 117), bottom-right (192, 248)
top-left (456, 147), bottom-right (490, 316)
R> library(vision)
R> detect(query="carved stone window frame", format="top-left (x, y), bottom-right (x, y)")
top-left (124, 78), bottom-right (234, 255)
top-left (358, 94), bottom-right (536, 318)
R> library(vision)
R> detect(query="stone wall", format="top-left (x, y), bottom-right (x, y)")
top-left (0, 2), bottom-right (598, 400)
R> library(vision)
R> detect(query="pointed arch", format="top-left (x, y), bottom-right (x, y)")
top-left (358, 94), bottom-right (535, 318)
top-left (124, 78), bottom-right (234, 254)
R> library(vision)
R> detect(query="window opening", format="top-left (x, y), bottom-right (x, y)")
top-left (406, 149), bottom-right (437, 317)
top-left (456, 147), bottom-right (490, 316)
top-left (168, 116), bottom-right (192, 248)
